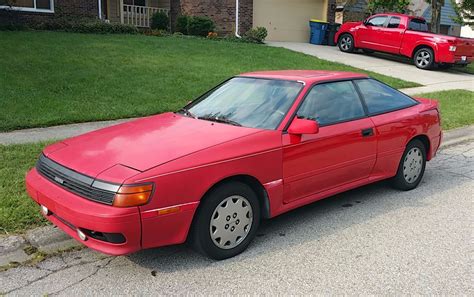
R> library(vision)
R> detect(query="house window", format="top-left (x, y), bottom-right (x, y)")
top-left (124, 0), bottom-right (146, 6)
top-left (0, 0), bottom-right (54, 13)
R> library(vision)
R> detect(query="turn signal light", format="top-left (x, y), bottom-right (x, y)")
top-left (112, 183), bottom-right (154, 207)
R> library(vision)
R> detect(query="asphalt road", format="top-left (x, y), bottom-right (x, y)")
top-left (1, 141), bottom-right (473, 295)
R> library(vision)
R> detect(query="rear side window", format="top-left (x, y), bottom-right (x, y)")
top-left (297, 81), bottom-right (365, 126)
top-left (366, 16), bottom-right (388, 27)
top-left (409, 19), bottom-right (429, 32)
top-left (355, 79), bottom-right (418, 115)
top-left (387, 17), bottom-right (401, 28)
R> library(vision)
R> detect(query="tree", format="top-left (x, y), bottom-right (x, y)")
top-left (452, 0), bottom-right (474, 26)
top-left (367, 0), bottom-right (411, 14)
top-left (425, 0), bottom-right (444, 34)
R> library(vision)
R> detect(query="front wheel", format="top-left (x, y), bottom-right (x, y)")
top-left (413, 48), bottom-right (435, 70)
top-left (189, 182), bottom-right (260, 260)
top-left (338, 34), bottom-right (355, 53)
top-left (391, 139), bottom-right (427, 191)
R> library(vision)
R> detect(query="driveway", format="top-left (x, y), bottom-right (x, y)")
top-left (267, 42), bottom-right (474, 94)
top-left (1, 141), bottom-right (473, 295)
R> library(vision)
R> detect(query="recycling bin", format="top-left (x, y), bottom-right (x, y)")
top-left (326, 23), bottom-right (341, 46)
top-left (309, 19), bottom-right (328, 45)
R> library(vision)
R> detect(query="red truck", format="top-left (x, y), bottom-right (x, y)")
top-left (335, 13), bottom-right (474, 70)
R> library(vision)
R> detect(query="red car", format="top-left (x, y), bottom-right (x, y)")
top-left (26, 71), bottom-right (442, 260)
top-left (335, 13), bottom-right (474, 70)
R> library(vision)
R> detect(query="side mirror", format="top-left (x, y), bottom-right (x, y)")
top-left (288, 117), bottom-right (319, 135)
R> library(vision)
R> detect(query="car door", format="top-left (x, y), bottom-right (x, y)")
top-left (380, 16), bottom-right (404, 54)
top-left (357, 15), bottom-right (389, 51)
top-left (282, 80), bottom-right (377, 204)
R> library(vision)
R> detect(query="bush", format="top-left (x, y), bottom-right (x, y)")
top-left (243, 27), bottom-right (268, 43)
top-left (176, 15), bottom-right (190, 34)
top-left (33, 21), bottom-right (139, 34)
top-left (188, 16), bottom-right (215, 36)
top-left (150, 11), bottom-right (169, 30)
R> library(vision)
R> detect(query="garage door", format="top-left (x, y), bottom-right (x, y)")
top-left (253, 0), bottom-right (328, 42)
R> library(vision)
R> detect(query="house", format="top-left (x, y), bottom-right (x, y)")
top-left (336, 0), bottom-right (462, 36)
top-left (0, 0), bottom-right (334, 42)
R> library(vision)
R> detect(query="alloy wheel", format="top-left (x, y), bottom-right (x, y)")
top-left (415, 50), bottom-right (431, 68)
top-left (209, 195), bottom-right (253, 250)
top-left (340, 36), bottom-right (352, 51)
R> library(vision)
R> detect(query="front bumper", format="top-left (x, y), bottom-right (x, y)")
top-left (26, 168), bottom-right (141, 255)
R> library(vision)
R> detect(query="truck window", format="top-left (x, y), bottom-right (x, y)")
top-left (408, 19), bottom-right (429, 32)
top-left (387, 17), bottom-right (401, 28)
top-left (366, 16), bottom-right (388, 27)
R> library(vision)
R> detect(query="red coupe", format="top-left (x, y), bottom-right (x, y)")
top-left (26, 71), bottom-right (442, 260)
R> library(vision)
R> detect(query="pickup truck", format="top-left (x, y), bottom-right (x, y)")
top-left (335, 13), bottom-right (474, 70)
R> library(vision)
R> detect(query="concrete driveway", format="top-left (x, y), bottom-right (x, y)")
top-left (1, 141), bottom-right (473, 295)
top-left (267, 42), bottom-right (474, 94)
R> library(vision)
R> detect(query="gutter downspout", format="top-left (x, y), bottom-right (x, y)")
top-left (98, 0), bottom-right (102, 20)
top-left (235, 0), bottom-right (241, 38)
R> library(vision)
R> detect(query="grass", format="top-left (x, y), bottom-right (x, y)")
top-left (0, 142), bottom-right (50, 234)
top-left (415, 89), bottom-right (474, 130)
top-left (0, 31), bottom-right (419, 132)
top-left (1, 90), bottom-right (472, 234)
top-left (452, 63), bottom-right (474, 75)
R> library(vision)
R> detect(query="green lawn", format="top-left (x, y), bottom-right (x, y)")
top-left (450, 63), bottom-right (474, 75)
top-left (415, 89), bottom-right (474, 130)
top-left (0, 31), bottom-right (418, 132)
top-left (0, 142), bottom-right (49, 234)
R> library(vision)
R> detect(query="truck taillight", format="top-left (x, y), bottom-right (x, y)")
top-left (449, 45), bottom-right (457, 52)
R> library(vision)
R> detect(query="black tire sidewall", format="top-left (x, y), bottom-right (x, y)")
top-left (392, 139), bottom-right (427, 191)
top-left (338, 34), bottom-right (354, 53)
top-left (191, 182), bottom-right (261, 260)
top-left (414, 48), bottom-right (435, 70)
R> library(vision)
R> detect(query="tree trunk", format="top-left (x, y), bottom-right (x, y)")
top-left (431, 1), bottom-right (442, 34)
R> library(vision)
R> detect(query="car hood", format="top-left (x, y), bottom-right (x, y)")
top-left (45, 113), bottom-right (262, 179)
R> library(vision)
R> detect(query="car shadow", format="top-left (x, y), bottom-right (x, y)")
top-left (126, 164), bottom-right (469, 273)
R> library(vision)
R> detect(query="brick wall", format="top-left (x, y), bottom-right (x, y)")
top-left (0, 0), bottom-right (99, 27)
top-left (176, 0), bottom-right (253, 35)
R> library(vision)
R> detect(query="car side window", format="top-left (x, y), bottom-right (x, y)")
top-left (387, 17), bottom-right (401, 28)
top-left (297, 81), bottom-right (366, 126)
top-left (366, 16), bottom-right (388, 27)
top-left (408, 19), bottom-right (429, 32)
top-left (355, 79), bottom-right (418, 115)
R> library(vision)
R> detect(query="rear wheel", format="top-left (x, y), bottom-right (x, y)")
top-left (190, 182), bottom-right (260, 260)
top-left (413, 47), bottom-right (434, 70)
top-left (338, 34), bottom-right (355, 53)
top-left (391, 139), bottom-right (427, 191)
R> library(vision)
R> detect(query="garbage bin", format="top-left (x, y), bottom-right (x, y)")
top-left (326, 23), bottom-right (341, 46)
top-left (309, 19), bottom-right (328, 45)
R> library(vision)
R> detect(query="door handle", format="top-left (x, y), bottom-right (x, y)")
top-left (361, 128), bottom-right (374, 137)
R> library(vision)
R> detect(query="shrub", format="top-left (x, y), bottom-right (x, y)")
top-left (143, 29), bottom-right (170, 37)
top-left (150, 11), bottom-right (169, 30)
top-left (243, 27), bottom-right (268, 43)
top-left (176, 15), bottom-right (190, 34)
top-left (34, 21), bottom-right (138, 34)
top-left (188, 16), bottom-right (215, 36)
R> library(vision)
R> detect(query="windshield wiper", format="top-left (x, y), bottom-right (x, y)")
top-left (198, 116), bottom-right (242, 127)
top-left (177, 108), bottom-right (197, 119)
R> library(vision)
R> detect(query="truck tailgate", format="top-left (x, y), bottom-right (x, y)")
top-left (455, 39), bottom-right (474, 58)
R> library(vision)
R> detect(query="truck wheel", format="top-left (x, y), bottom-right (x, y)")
top-left (338, 34), bottom-right (355, 53)
top-left (413, 48), bottom-right (434, 70)
top-left (189, 182), bottom-right (260, 260)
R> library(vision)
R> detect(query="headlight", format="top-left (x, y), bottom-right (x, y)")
top-left (449, 46), bottom-right (457, 52)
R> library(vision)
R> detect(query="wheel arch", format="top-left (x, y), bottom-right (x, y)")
top-left (408, 134), bottom-right (432, 160)
top-left (412, 44), bottom-right (436, 61)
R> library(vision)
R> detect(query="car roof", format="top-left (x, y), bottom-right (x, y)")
top-left (371, 12), bottom-right (426, 21)
top-left (239, 70), bottom-right (368, 84)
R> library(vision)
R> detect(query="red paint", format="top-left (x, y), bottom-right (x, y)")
top-left (25, 70), bottom-right (442, 255)
top-left (335, 13), bottom-right (473, 65)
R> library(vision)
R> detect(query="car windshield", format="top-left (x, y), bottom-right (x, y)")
top-left (182, 77), bottom-right (303, 130)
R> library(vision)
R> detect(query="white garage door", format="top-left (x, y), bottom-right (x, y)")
top-left (253, 0), bottom-right (328, 42)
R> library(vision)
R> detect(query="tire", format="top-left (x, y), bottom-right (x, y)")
top-left (338, 34), bottom-right (355, 53)
top-left (189, 182), bottom-right (261, 260)
top-left (391, 139), bottom-right (427, 191)
top-left (413, 47), bottom-right (435, 70)
top-left (362, 49), bottom-right (374, 54)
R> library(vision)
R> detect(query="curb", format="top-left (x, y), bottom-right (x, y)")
top-left (0, 125), bottom-right (473, 269)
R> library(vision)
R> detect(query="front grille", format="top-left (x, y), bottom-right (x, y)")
top-left (36, 154), bottom-right (118, 205)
